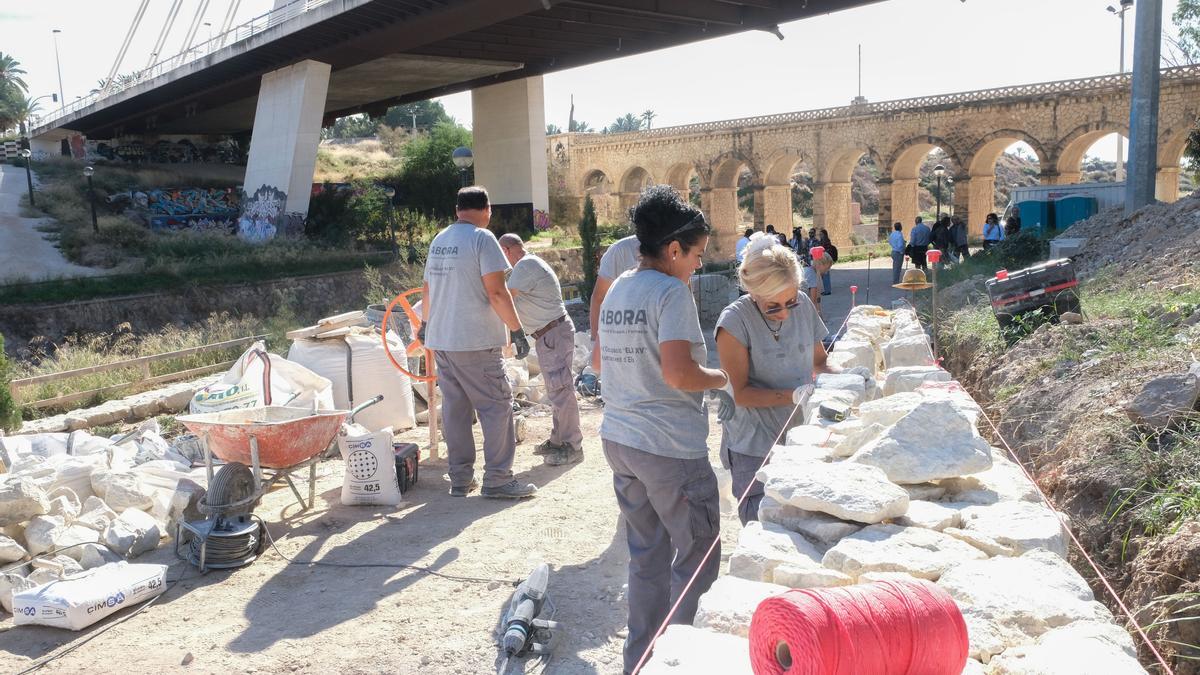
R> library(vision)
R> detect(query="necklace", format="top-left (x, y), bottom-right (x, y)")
top-left (757, 304), bottom-right (782, 342)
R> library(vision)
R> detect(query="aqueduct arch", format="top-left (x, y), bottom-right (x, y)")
top-left (1055, 122), bottom-right (1129, 185)
top-left (962, 131), bottom-right (1051, 234)
top-left (617, 166), bottom-right (654, 213)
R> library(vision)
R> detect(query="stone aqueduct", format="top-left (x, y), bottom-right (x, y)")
top-left (552, 65), bottom-right (1200, 252)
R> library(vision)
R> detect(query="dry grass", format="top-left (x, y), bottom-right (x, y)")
top-left (314, 139), bottom-right (402, 182)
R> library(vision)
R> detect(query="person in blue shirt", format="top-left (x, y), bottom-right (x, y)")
top-left (908, 217), bottom-right (932, 271)
top-left (888, 222), bottom-right (906, 284)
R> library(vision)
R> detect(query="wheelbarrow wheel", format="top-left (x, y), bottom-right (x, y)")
top-left (203, 462), bottom-right (260, 517)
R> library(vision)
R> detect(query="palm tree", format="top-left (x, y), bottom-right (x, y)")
top-left (607, 112), bottom-right (643, 133)
top-left (0, 52), bottom-right (28, 93)
top-left (642, 109), bottom-right (657, 129)
top-left (569, 119), bottom-right (594, 133)
top-left (546, 123), bottom-right (563, 135)
top-left (1, 94), bottom-right (40, 136)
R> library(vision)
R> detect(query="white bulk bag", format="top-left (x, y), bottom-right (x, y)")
top-left (12, 562), bottom-right (167, 630)
top-left (336, 423), bottom-right (401, 507)
top-left (189, 341), bottom-right (334, 414)
top-left (288, 332), bottom-right (416, 432)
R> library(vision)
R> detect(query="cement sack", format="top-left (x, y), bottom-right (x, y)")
top-left (288, 331), bottom-right (416, 432)
top-left (337, 423), bottom-right (401, 506)
top-left (190, 341), bottom-right (334, 414)
top-left (12, 562), bottom-right (167, 630)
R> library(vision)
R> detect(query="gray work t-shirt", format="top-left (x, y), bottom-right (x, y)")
top-left (716, 295), bottom-right (827, 457)
top-left (507, 254), bottom-right (567, 334)
top-left (422, 222), bottom-right (510, 351)
top-left (801, 266), bottom-right (820, 292)
top-left (598, 269), bottom-right (708, 460)
top-left (598, 235), bottom-right (641, 280)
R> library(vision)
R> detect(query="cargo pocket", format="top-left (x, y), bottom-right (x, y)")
top-left (481, 351), bottom-right (512, 401)
top-left (681, 473), bottom-right (719, 541)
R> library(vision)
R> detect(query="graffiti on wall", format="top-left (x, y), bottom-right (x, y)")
top-left (94, 137), bottom-right (245, 164)
top-left (533, 209), bottom-right (551, 232)
top-left (145, 187), bottom-right (240, 230)
top-left (238, 184), bottom-right (286, 242)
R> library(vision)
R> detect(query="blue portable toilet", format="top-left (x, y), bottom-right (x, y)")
top-left (1015, 200), bottom-right (1051, 235)
top-left (1053, 195), bottom-right (1099, 230)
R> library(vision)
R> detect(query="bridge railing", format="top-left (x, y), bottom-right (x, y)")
top-left (31, 0), bottom-right (336, 132)
top-left (572, 64), bottom-right (1200, 144)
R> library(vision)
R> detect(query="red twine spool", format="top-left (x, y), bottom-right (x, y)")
top-left (747, 579), bottom-right (968, 675)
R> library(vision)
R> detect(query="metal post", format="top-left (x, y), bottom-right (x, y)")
top-left (52, 29), bottom-right (66, 110)
top-left (865, 252), bottom-right (872, 305)
top-left (459, 168), bottom-right (469, 188)
top-left (23, 155), bottom-right (35, 207)
top-left (1116, 5), bottom-right (1127, 183)
top-left (426, 349), bottom-right (439, 460)
top-left (931, 264), bottom-right (939, 358)
top-left (87, 174), bottom-right (99, 233)
top-left (1125, 0), bottom-right (1163, 214)
top-left (935, 175), bottom-right (942, 221)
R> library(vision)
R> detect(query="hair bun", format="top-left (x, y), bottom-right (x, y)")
top-left (744, 232), bottom-right (781, 260)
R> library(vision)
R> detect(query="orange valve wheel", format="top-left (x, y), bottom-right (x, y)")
top-left (381, 288), bottom-right (437, 383)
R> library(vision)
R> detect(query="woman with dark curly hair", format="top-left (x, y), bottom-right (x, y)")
top-left (596, 184), bottom-right (727, 674)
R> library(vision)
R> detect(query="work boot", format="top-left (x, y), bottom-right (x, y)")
top-left (544, 444), bottom-right (583, 466)
top-left (481, 480), bottom-right (537, 499)
top-left (533, 439), bottom-right (563, 456)
top-left (449, 478), bottom-right (479, 497)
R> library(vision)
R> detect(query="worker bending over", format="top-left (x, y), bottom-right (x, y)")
top-left (421, 186), bottom-right (536, 499)
top-left (498, 233), bottom-right (584, 467)
top-left (598, 185), bottom-right (726, 674)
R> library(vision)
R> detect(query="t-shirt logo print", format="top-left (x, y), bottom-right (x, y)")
top-left (347, 449), bottom-right (379, 480)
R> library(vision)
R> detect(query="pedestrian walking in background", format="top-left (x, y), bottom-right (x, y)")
top-left (818, 229), bottom-right (837, 296)
top-left (712, 233), bottom-right (832, 524)
top-left (421, 186), bottom-right (537, 500)
top-left (982, 213), bottom-right (1004, 250)
top-left (888, 222), bottom-right (906, 284)
top-left (735, 228), bottom-right (753, 263)
top-left (951, 215), bottom-right (970, 262)
top-left (499, 233), bottom-right (583, 467)
top-left (596, 185), bottom-right (725, 675)
top-left (908, 216), bottom-right (931, 271)
top-left (931, 216), bottom-right (952, 259)
top-left (1005, 206), bottom-right (1022, 237)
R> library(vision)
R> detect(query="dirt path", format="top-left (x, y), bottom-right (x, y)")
top-left (1, 400), bottom-right (741, 675)
top-left (0, 164), bottom-right (100, 283)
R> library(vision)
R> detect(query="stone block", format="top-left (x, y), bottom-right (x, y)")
top-left (849, 400), bottom-right (992, 484)
top-left (958, 501), bottom-right (1067, 558)
top-left (641, 625), bottom-right (752, 675)
top-left (897, 500), bottom-right (962, 531)
top-left (90, 470), bottom-right (155, 513)
top-left (772, 563), bottom-right (853, 589)
top-left (757, 494), bottom-right (862, 547)
top-left (1125, 372), bottom-right (1200, 429)
top-left (828, 340), bottom-right (876, 371)
top-left (987, 621), bottom-right (1144, 675)
top-left (78, 542), bottom-right (123, 569)
top-left (693, 575), bottom-right (788, 638)
top-left (0, 478), bottom-right (49, 527)
top-left (822, 523), bottom-right (987, 581)
top-left (882, 366), bottom-right (952, 396)
top-left (728, 521), bottom-right (822, 584)
top-left (882, 334), bottom-right (934, 369)
top-left (939, 450), bottom-right (1041, 505)
top-left (31, 553), bottom-right (83, 576)
top-left (757, 459), bottom-right (909, 524)
top-left (859, 392), bottom-right (923, 428)
top-left (783, 425), bottom-right (840, 448)
top-left (943, 527), bottom-right (1016, 557)
top-left (102, 508), bottom-right (161, 558)
top-left (0, 533), bottom-right (27, 563)
top-left (76, 496), bottom-right (119, 532)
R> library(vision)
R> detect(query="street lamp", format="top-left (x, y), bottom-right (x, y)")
top-left (52, 29), bottom-right (65, 109)
top-left (83, 166), bottom-right (98, 233)
top-left (1107, 0), bottom-right (1133, 182)
top-left (451, 146), bottom-right (474, 188)
top-left (20, 149), bottom-right (35, 207)
top-left (382, 185), bottom-right (399, 257)
top-left (933, 164), bottom-right (945, 220)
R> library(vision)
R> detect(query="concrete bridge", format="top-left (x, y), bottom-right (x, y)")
top-left (557, 65), bottom-right (1200, 251)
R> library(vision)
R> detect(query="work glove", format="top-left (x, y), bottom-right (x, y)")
top-left (416, 322), bottom-right (426, 344)
top-left (843, 366), bottom-right (873, 381)
top-left (710, 370), bottom-right (736, 423)
top-left (793, 384), bottom-right (815, 406)
top-left (511, 328), bottom-right (531, 360)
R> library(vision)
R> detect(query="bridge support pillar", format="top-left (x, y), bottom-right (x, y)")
top-left (1156, 167), bottom-right (1180, 203)
top-left (959, 175), bottom-right (993, 237)
top-left (243, 59), bottom-right (331, 231)
top-left (884, 179), bottom-right (920, 236)
top-left (813, 181), bottom-right (853, 248)
top-left (751, 185), bottom-right (766, 230)
top-left (763, 185), bottom-right (792, 233)
top-left (471, 76), bottom-right (549, 233)
top-left (706, 187), bottom-right (740, 259)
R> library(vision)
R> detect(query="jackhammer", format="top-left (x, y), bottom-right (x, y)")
top-left (498, 562), bottom-right (558, 674)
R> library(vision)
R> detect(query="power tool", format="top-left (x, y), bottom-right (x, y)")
top-left (498, 562), bottom-right (558, 674)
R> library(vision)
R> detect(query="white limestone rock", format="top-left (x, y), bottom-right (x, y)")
top-left (0, 571), bottom-right (36, 613)
top-left (0, 478), bottom-right (49, 527)
top-left (90, 470), bottom-right (155, 513)
top-left (769, 444), bottom-right (833, 465)
top-left (849, 400), bottom-right (993, 484)
top-left (102, 508), bottom-right (161, 558)
top-left (22, 515), bottom-right (65, 556)
top-left (729, 521), bottom-right (822, 584)
top-left (693, 575), bottom-right (788, 638)
top-left (828, 340), bottom-right (876, 372)
top-left (859, 392), bottom-right (923, 428)
top-left (757, 495), bottom-right (862, 547)
top-left (0, 534), bottom-right (27, 563)
top-left (937, 550), bottom-right (1115, 662)
top-left (757, 460), bottom-right (908, 524)
top-left (75, 496), bottom-right (118, 532)
top-left (31, 553), bottom-right (83, 577)
top-left (883, 334), bottom-right (934, 369)
top-left (78, 542), bottom-right (123, 569)
top-left (987, 621), bottom-right (1146, 674)
top-left (822, 523), bottom-right (987, 581)
top-left (905, 483), bottom-right (947, 501)
top-left (832, 422), bottom-right (888, 459)
top-left (803, 388), bottom-right (859, 423)
top-left (642, 625), bottom-right (753, 675)
top-left (784, 425), bottom-right (841, 448)
top-left (940, 450), bottom-right (1042, 505)
top-left (773, 563), bottom-right (853, 589)
top-left (958, 501), bottom-right (1068, 558)
top-left (47, 493), bottom-right (81, 522)
top-left (882, 366), bottom-right (953, 396)
top-left (918, 383), bottom-right (984, 425)
top-left (815, 373), bottom-right (868, 406)
top-left (943, 527), bottom-right (1017, 557)
top-left (897, 500), bottom-right (962, 531)
top-left (859, 571), bottom-right (922, 584)
top-left (961, 659), bottom-right (988, 675)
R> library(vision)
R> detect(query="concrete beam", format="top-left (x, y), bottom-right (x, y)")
top-left (471, 76), bottom-right (549, 231)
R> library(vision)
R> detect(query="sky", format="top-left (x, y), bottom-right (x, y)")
top-left (3, 0), bottom-right (1188, 161)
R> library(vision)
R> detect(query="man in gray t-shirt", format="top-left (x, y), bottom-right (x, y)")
top-left (589, 235), bottom-right (641, 372)
top-left (421, 187), bottom-right (536, 500)
top-left (499, 234), bottom-right (582, 466)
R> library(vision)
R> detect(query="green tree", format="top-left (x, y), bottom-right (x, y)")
top-left (642, 109), bottom-right (657, 129)
top-left (0, 91), bottom-right (39, 136)
top-left (0, 334), bottom-right (20, 432)
top-left (1186, 118), bottom-right (1200, 185)
top-left (546, 123), bottom-right (562, 135)
top-left (323, 113), bottom-right (378, 139)
top-left (604, 112), bottom-right (644, 133)
top-left (579, 194), bottom-right (599, 302)
top-left (568, 119), bottom-right (594, 133)
top-left (383, 99), bottom-right (451, 131)
top-left (1174, 0), bottom-right (1200, 62)
top-left (0, 52), bottom-right (28, 93)
top-left (393, 120), bottom-right (473, 218)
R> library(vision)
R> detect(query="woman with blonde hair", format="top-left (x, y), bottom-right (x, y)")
top-left (712, 233), bottom-right (836, 524)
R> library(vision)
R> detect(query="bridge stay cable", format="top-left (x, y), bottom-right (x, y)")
top-left (101, 0), bottom-right (152, 96)
top-left (218, 0), bottom-right (243, 47)
top-left (178, 0), bottom-right (214, 64)
top-left (144, 0), bottom-right (187, 72)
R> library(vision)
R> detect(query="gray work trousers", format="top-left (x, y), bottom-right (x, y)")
top-left (721, 446), bottom-right (765, 526)
top-left (891, 250), bottom-right (905, 285)
top-left (535, 319), bottom-right (583, 449)
top-left (434, 348), bottom-right (515, 489)
top-left (602, 439), bottom-right (720, 675)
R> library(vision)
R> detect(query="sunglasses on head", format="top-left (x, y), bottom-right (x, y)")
top-left (654, 213), bottom-right (708, 246)
top-left (762, 296), bottom-right (801, 316)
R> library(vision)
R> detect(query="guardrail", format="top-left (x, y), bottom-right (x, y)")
top-left (9, 334), bottom-right (266, 410)
top-left (31, 0), bottom-right (335, 132)
top-left (573, 64), bottom-right (1200, 144)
